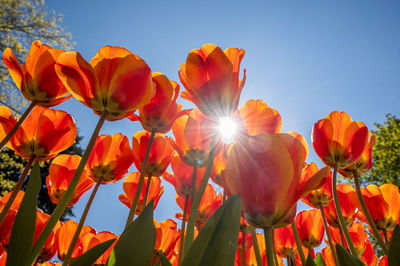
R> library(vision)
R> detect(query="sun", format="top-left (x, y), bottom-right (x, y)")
top-left (218, 116), bottom-right (238, 143)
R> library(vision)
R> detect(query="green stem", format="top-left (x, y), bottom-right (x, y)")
top-left (272, 229), bottom-right (278, 266)
top-left (63, 182), bottom-right (101, 265)
top-left (319, 205), bottom-right (340, 266)
top-left (183, 134), bottom-right (218, 256)
top-left (353, 170), bottom-right (389, 255)
top-left (124, 128), bottom-right (156, 228)
top-left (0, 100), bottom-right (37, 151)
top-left (332, 164), bottom-right (358, 256)
top-left (241, 229), bottom-right (246, 266)
top-left (178, 195), bottom-right (189, 266)
top-left (287, 256), bottom-right (291, 266)
top-left (383, 229), bottom-right (389, 245)
top-left (263, 227), bottom-right (275, 266)
top-left (291, 221), bottom-right (306, 265)
top-left (143, 175), bottom-right (152, 207)
top-left (190, 163), bottom-right (197, 207)
top-left (0, 156), bottom-right (36, 224)
top-left (29, 111), bottom-right (107, 264)
top-left (250, 227), bottom-right (263, 266)
top-left (339, 227), bottom-right (346, 247)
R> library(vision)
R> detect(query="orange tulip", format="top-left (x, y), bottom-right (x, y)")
top-left (238, 99), bottom-right (282, 136)
top-left (171, 109), bottom-right (218, 167)
top-left (235, 232), bottom-right (267, 266)
top-left (0, 106), bottom-right (77, 161)
top-left (312, 111), bottom-right (369, 168)
top-left (179, 43), bottom-right (246, 119)
top-left (0, 190), bottom-right (24, 212)
top-left (0, 191), bottom-right (24, 246)
top-left (301, 162), bottom-right (333, 208)
top-left (154, 219), bottom-right (180, 260)
top-left (225, 133), bottom-right (330, 228)
top-left (295, 209), bottom-right (325, 249)
top-left (119, 172), bottom-right (164, 214)
top-left (3, 40), bottom-right (72, 107)
top-left (87, 231), bottom-right (118, 265)
top-left (378, 256), bottom-right (388, 266)
top-left (357, 183), bottom-right (400, 231)
top-left (46, 154), bottom-right (94, 206)
top-left (34, 210), bottom-right (61, 262)
top-left (274, 225), bottom-right (297, 258)
top-left (129, 72), bottom-right (187, 133)
top-left (328, 222), bottom-right (368, 256)
top-left (361, 240), bottom-right (378, 266)
top-left (0, 106), bottom-right (18, 142)
top-left (324, 184), bottom-right (358, 228)
top-left (55, 46), bottom-right (154, 121)
top-left (176, 184), bottom-right (222, 229)
top-left (339, 133), bottom-right (375, 178)
top-left (87, 134), bottom-right (134, 184)
top-left (320, 247), bottom-right (336, 266)
top-left (162, 155), bottom-right (205, 197)
top-left (131, 131), bottom-right (175, 177)
top-left (57, 220), bottom-right (96, 262)
top-left (210, 146), bottom-right (227, 187)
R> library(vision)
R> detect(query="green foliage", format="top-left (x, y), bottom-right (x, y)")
top-left (0, 0), bottom-right (74, 112)
top-left (336, 244), bottom-right (366, 266)
top-left (70, 239), bottom-right (116, 266)
top-left (0, 134), bottom-right (84, 220)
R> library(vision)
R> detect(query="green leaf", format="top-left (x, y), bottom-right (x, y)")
top-left (107, 201), bottom-right (156, 266)
top-left (305, 253), bottom-right (317, 266)
top-left (157, 253), bottom-right (172, 266)
top-left (336, 244), bottom-right (365, 266)
top-left (388, 224), bottom-right (400, 266)
top-left (181, 195), bottom-right (241, 266)
top-left (6, 162), bottom-right (41, 266)
top-left (314, 253), bottom-right (326, 266)
top-left (70, 239), bottom-right (115, 266)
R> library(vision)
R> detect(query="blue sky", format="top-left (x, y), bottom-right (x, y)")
top-left (46, 1), bottom-right (400, 235)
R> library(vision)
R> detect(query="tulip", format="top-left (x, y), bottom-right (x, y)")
top-left (34, 210), bottom-right (61, 262)
top-left (361, 240), bottom-right (378, 266)
top-left (274, 225), bottom-right (297, 259)
top-left (295, 209), bottom-right (325, 249)
top-left (129, 72), bottom-right (187, 133)
top-left (119, 172), bottom-right (164, 214)
top-left (320, 247), bottom-right (336, 266)
top-left (154, 219), bottom-right (180, 261)
top-left (55, 45), bottom-right (154, 121)
top-left (301, 162), bottom-right (332, 208)
top-left (131, 131), bottom-right (175, 178)
top-left (46, 154), bottom-right (94, 206)
top-left (0, 191), bottom-right (24, 244)
top-left (378, 256), bottom-right (388, 266)
top-left (328, 222), bottom-right (368, 256)
top-left (87, 231), bottom-right (118, 265)
top-left (179, 43), bottom-right (246, 119)
top-left (0, 106), bottom-right (17, 142)
top-left (210, 147), bottom-right (227, 187)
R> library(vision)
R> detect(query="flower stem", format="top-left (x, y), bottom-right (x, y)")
top-left (291, 221), bottom-right (306, 265)
top-left (143, 176), bottom-right (152, 206)
top-left (263, 227), bottom-right (275, 266)
top-left (183, 134), bottom-right (218, 256)
top-left (383, 229), bottom-right (389, 245)
top-left (190, 163), bottom-right (197, 207)
top-left (0, 100), bottom-right (36, 151)
top-left (353, 170), bottom-right (389, 255)
top-left (0, 156), bottom-right (36, 224)
top-left (319, 205), bottom-right (340, 266)
top-left (178, 195), bottom-right (189, 266)
top-left (63, 182), bottom-right (101, 265)
top-left (272, 228), bottom-right (279, 266)
top-left (241, 229), bottom-right (246, 266)
top-left (250, 226), bottom-right (263, 266)
top-left (124, 129), bottom-right (156, 229)
top-left (332, 164), bottom-right (358, 256)
top-left (29, 111), bottom-right (107, 264)
top-left (339, 227), bottom-right (346, 247)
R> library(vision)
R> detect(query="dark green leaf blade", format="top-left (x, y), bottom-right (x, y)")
top-left (70, 238), bottom-right (115, 266)
top-left (314, 253), bottom-right (326, 266)
top-left (388, 224), bottom-right (400, 266)
top-left (305, 253), bottom-right (317, 266)
top-left (6, 162), bottom-right (41, 266)
top-left (107, 201), bottom-right (156, 266)
top-left (157, 253), bottom-right (172, 266)
top-left (181, 195), bottom-right (241, 266)
top-left (336, 244), bottom-right (365, 266)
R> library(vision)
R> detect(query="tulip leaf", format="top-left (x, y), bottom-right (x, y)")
top-left (181, 195), bottom-right (241, 266)
top-left (106, 201), bottom-right (156, 266)
top-left (70, 238), bottom-right (115, 266)
top-left (305, 253), bottom-right (317, 266)
top-left (157, 253), bottom-right (172, 266)
top-left (336, 244), bottom-right (365, 266)
top-left (388, 224), bottom-right (400, 266)
top-left (6, 162), bottom-right (41, 266)
top-left (314, 253), bottom-right (326, 266)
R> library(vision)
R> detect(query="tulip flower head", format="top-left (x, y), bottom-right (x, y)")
top-left (301, 162), bottom-right (333, 208)
top-left (295, 209), bottom-right (325, 249)
top-left (328, 222), bottom-right (368, 256)
top-left (312, 111), bottom-right (369, 168)
top-left (361, 240), bottom-right (378, 266)
top-left (87, 231), bottom-right (118, 265)
top-left (131, 131), bottom-right (175, 177)
top-left (35, 210), bottom-right (61, 262)
top-left (0, 106), bottom-right (18, 141)
top-left (179, 43), bottom-right (246, 120)
top-left (274, 225), bottom-right (298, 258)
top-left (225, 133), bottom-right (330, 228)
top-left (87, 134), bottom-right (134, 184)
top-left (154, 219), bottom-right (180, 261)
top-left (46, 154), bottom-right (94, 206)
top-left (55, 46), bottom-right (154, 121)
top-left (3, 40), bottom-right (72, 107)
top-left (129, 72), bottom-right (187, 133)
top-left (0, 106), bottom-right (77, 161)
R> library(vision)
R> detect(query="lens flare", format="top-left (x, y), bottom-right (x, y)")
top-left (218, 117), bottom-right (237, 143)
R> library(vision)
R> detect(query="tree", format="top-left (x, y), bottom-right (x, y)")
top-left (0, 0), bottom-right (73, 112)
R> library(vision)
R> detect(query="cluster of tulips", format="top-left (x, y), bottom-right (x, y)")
top-left (0, 40), bottom-right (399, 266)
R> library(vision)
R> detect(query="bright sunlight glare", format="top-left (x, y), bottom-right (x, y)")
top-left (218, 116), bottom-right (237, 143)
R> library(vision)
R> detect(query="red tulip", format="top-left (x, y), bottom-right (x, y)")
top-left (295, 209), bottom-right (325, 249)
top-left (361, 240), bottom-right (378, 266)
top-left (3, 40), bottom-right (72, 106)
top-left (274, 225), bottom-right (297, 258)
top-left (55, 46), bottom-right (154, 121)
top-left (34, 210), bottom-right (61, 262)
top-left (301, 162), bottom-right (333, 208)
top-left (179, 43), bottom-right (246, 119)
